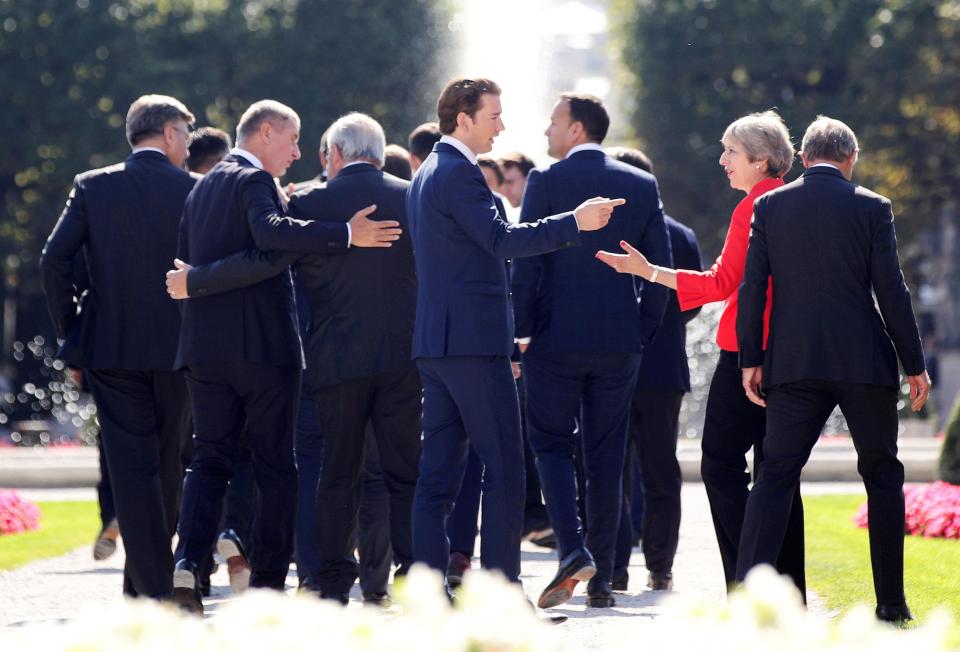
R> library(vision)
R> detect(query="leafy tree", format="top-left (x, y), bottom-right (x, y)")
top-left (610, 0), bottom-right (960, 257)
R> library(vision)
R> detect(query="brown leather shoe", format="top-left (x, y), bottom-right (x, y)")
top-left (216, 529), bottom-right (251, 594)
top-left (93, 518), bottom-right (120, 561)
top-left (172, 560), bottom-right (204, 615)
top-left (447, 551), bottom-right (471, 589)
top-left (537, 549), bottom-right (597, 609)
top-left (647, 571), bottom-right (673, 591)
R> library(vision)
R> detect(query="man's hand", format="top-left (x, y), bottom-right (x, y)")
top-left (573, 197), bottom-right (625, 232)
top-left (518, 342), bottom-right (529, 354)
top-left (742, 366), bottom-right (766, 408)
top-left (165, 258), bottom-right (193, 300)
top-left (512, 361), bottom-right (522, 380)
top-left (907, 371), bottom-right (932, 412)
top-left (595, 240), bottom-right (653, 278)
top-left (349, 204), bottom-right (403, 248)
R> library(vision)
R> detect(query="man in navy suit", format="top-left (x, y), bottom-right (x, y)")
top-left (513, 95), bottom-right (672, 608)
top-left (407, 77), bottom-right (623, 590)
top-left (607, 147), bottom-right (702, 592)
top-left (40, 95), bottom-right (199, 600)
top-left (736, 117), bottom-right (931, 622)
top-left (169, 100), bottom-right (401, 613)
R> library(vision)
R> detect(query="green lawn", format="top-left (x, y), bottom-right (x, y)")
top-left (805, 494), bottom-right (960, 622)
top-left (0, 501), bottom-right (99, 571)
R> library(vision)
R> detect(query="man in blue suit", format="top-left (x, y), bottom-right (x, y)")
top-left (513, 95), bottom-right (672, 609)
top-left (40, 95), bottom-right (198, 601)
top-left (170, 100), bottom-right (401, 614)
top-left (607, 147), bottom-right (702, 593)
top-left (407, 77), bottom-right (623, 590)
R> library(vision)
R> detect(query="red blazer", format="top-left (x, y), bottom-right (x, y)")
top-left (675, 176), bottom-right (782, 352)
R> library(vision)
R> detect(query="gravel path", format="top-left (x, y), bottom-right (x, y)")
top-left (1, 483), bottom-right (851, 648)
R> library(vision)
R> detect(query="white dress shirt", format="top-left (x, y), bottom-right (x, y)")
top-left (439, 135), bottom-right (478, 165)
top-left (565, 142), bottom-right (604, 158)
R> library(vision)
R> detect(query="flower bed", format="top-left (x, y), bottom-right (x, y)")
top-left (0, 490), bottom-right (41, 535)
top-left (0, 566), bottom-right (957, 651)
top-left (854, 482), bottom-right (960, 539)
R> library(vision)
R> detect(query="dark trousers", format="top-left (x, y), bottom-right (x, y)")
top-left (294, 401), bottom-right (395, 594)
top-left (86, 368), bottom-right (191, 599)
top-left (631, 389), bottom-right (683, 574)
top-left (176, 362), bottom-right (299, 589)
top-left (737, 380), bottom-right (905, 606)
top-left (524, 351), bottom-right (641, 584)
top-left (447, 447), bottom-right (483, 556)
top-left (313, 365), bottom-right (422, 594)
top-left (518, 375), bottom-right (550, 531)
top-left (95, 434), bottom-right (116, 528)
top-left (413, 356), bottom-right (525, 583)
top-left (700, 351), bottom-right (805, 595)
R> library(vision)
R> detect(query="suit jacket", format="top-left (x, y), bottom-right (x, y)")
top-left (737, 165), bottom-right (925, 388)
top-left (40, 150), bottom-right (198, 370)
top-left (512, 149), bottom-right (672, 354)
top-left (184, 164), bottom-right (416, 390)
top-left (407, 142), bottom-right (581, 359)
top-left (635, 215), bottom-right (703, 392)
top-left (175, 153), bottom-right (350, 369)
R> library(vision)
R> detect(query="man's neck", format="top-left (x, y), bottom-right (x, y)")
top-left (132, 138), bottom-right (169, 158)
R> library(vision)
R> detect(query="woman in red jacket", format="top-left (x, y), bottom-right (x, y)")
top-left (596, 111), bottom-right (805, 597)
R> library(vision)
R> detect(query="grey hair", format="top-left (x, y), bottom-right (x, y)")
top-left (236, 99), bottom-right (300, 143)
top-left (326, 113), bottom-right (386, 167)
top-left (801, 116), bottom-right (859, 163)
top-left (125, 94), bottom-right (195, 147)
top-left (722, 110), bottom-right (795, 178)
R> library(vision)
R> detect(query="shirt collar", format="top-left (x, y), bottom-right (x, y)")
top-left (565, 143), bottom-right (604, 159)
top-left (342, 160), bottom-right (373, 171)
top-left (439, 135), bottom-right (478, 165)
top-left (230, 147), bottom-right (264, 170)
top-left (811, 162), bottom-right (840, 171)
top-left (131, 146), bottom-right (167, 157)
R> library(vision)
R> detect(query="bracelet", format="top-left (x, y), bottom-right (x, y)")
top-left (649, 266), bottom-right (660, 284)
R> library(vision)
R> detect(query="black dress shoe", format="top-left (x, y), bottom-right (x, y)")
top-left (586, 578), bottom-right (615, 608)
top-left (320, 591), bottom-right (350, 606)
top-left (876, 603), bottom-right (913, 624)
top-left (537, 549), bottom-right (597, 609)
top-left (647, 571), bottom-right (673, 591)
top-left (172, 559), bottom-right (203, 615)
top-left (363, 592), bottom-right (392, 608)
top-left (530, 531), bottom-right (558, 549)
top-left (611, 567), bottom-right (629, 591)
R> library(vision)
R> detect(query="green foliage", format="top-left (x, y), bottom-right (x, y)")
top-left (0, 0), bottom-right (451, 333)
top-left (940, 392), bottom-right (960, 484)
top-left (0, 501), bottom-right (99, 570)
top-left (610, 0), bottom-right (960, 256)
top-left (804, 494), bottom-right (960, 621)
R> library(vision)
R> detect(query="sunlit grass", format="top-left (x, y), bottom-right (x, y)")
top-left (805, 493), bottom-right (960, 622)
top-left (0, 501), bottom-right (99, 571)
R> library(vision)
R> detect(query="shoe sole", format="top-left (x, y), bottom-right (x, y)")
top-left (216, 537), bottom-right (251, 594)
top-left (537, 565), bottom-right (597, 609)
top-left (92, 533), bottom-right (118, 561)
top-left (172, 587), bottom-right (203, 615)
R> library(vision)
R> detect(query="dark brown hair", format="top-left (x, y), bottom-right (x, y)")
top-left (559, 92), bottom-right (609, 144)
top-left (436, 77), bottom-right (502, 135)
top-left (498, 151), bottom-right (535, 176)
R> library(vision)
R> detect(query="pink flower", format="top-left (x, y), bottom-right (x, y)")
top-left (0, 490), bottom-right (41, 535)
top-left (853, 482), bottom-right (960, 539)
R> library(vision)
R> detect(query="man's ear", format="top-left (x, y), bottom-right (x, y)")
top-left (800, 152), bottom-right (811, 168)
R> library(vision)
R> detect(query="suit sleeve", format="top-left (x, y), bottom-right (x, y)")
top-left (511, 169), bottom-right (550, 340)
top-left (186, 248), bottom-right (301, 298)
top-left (870, 200), bottom-right (925, 375)
top-left (635, 183), bottom-right (672, 346)
top-left (243, 171), bottom-right (350, 254)
top-left (444, 162), bottom-right (580, 260)
top-left (39, 176), bottom-right (88, 340)
top-left (675, 225), bottom-right (704, 324)
top-left (736, 206), bottom-right (770, 368)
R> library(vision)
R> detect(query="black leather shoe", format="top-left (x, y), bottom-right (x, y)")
top-left (320, 591), bottom-right (349, 606)
top-left (586, 578), bottom-right (615, 608)
top-left (363, 592), bottom-right (392, 608)
top-left (611, 567), bottom-right (629, 591)
top-left (530, 531), bottom-right (558, 549)
top-left (537, 549), bottom-right (597, 609)
top-left (876, 603), bottom-right (913, 624)
top-left (647, 571), bottom-right (673, 591)
top-left (172, 559), bottom-right (203, 615)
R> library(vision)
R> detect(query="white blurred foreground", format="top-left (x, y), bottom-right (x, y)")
top-left (1, 565), bottom-right (957, 651)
